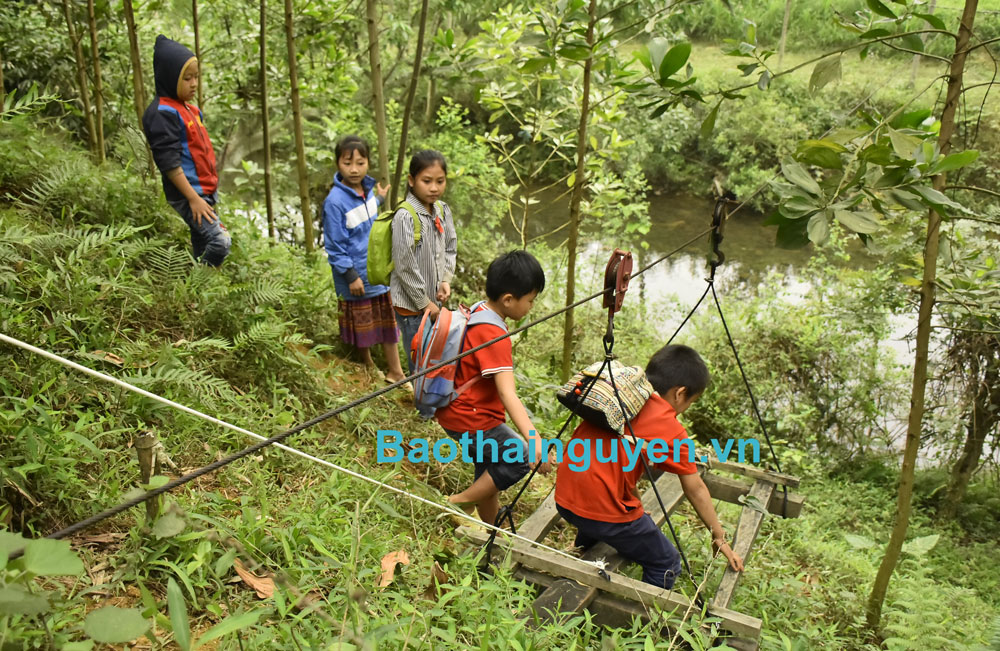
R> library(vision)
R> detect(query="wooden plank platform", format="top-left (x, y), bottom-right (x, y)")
top-left (531, 472), bottom-right (685, 623)
top-left (702, 473), bottom-right (804, 518)
top-left (459, 526), bottom-right (763, 639)
top-left (711, 479), bottom-right (775, 610)
top-left (694, 449), bottom-right (800, 487)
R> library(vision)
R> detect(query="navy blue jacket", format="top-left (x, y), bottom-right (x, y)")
top-left (322, 173), bottom-right (387, 300)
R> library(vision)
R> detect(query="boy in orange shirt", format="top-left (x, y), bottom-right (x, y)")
top-left (555, 344), bottom-right (743, 589)
top-left (436, 251), bottom-right (552, 525)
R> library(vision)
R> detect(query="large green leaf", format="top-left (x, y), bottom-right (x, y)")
top-left (835, 209), bottom-right (881, 234)
top-left (168, 577), bottom-right (192, 651)
top-left (23, 538), bottom-right (84, 577)
top-left (929, 150), bottom-right (978, 175)
top-left (866, 0), bottom-right (897, 18)
top-left (558, 45), bottom-right (591, 61)
top-left (83, 606), bottom-right (150, 643)
top-left (809, 55), bottom-right (841, 92)
top-left (774, 217), bottom-right (810, 249)
top-left (796, 139), bottom-right (847, 169)
top-left (0, 585), bottom-right (50, 616)
top-left (911, 184), bottom-right (964, 215)
top-left (700, 101), bottom-right (721, 140)
top-left (194, 610), bottom-right (264, 649)
top-left (153, 512), bottom-right (186, 539)
top-left (915, 12), bottom-right (946, 30)
top-left (780, 195), bottom-right (822, 219)
top-left (807, 211), bottom-right (831, 244)
top-left (888, 189), bottom-right (926, 211)
top-left (888, 128), bottom-right (922, 160)
top-left (0, 531), bottom-right (26, 567)
top-left (641, 37), bottom-right (669, 74)
top-left (902, 534), bottom-right (940, 557)
top-left (659, 42), bottom-right (691, 81)
top-left (781, 161), bottom-right (822, 197)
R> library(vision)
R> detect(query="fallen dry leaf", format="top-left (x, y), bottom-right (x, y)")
top-left (233, 558), bottom-right (275, 599)
top-left (422, 561), bottom-right (450, 600)
top-left (90, 350), bottom-right (125, 366)
top-left (376, 550), bottom-right (410, 588)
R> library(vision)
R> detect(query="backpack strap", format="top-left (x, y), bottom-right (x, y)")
top-left (454, 302), bottom-right (509, 397)
top-left (394, 201), bottom-right (420, 249)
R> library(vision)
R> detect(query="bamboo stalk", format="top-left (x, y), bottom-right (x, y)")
top-left (61, 0), bottom-right (97, 155)
top-left (260, 0), bottom-right (275, 241)
top-left (284, 0), bottom-right (314, 251)
top-left (390, 0), bottom-right (429, 206)
top-left (366, 0), bottom-right (391, 186)
top-left (86, 0), bottom-right (105, 162)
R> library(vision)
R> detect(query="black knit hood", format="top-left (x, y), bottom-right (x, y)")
top-left (153, 35), bottom-right (196, 100)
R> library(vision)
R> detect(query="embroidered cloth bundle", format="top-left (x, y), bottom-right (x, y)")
top-left (556, 360), bottom-right (654, 434)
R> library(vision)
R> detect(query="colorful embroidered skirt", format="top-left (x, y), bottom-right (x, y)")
top-left (338, 292), bottom-right (399, 348)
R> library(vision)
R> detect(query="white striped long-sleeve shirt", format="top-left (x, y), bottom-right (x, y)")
top-left (389, 190), bottom-right (458, 312)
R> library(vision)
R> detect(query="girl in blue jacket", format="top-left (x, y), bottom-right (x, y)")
top-left (323, 135), bottom-right (405, 383)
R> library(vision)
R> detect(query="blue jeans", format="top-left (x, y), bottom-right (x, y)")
top-left (168, 193), bottom-right (231, 267)
top-left (395, 311), bottom-right (424, 375)
top-left (557, 505), bottom-right (681, 589)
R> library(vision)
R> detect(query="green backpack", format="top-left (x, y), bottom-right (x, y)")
top-left (367, 201), bottom-right (420, 287)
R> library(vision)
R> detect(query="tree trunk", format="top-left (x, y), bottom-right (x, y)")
top-left (284, 0), bottom-right (314, 252)
top-left (424, 76), bottom-right (434, 128)
top-left (61, 0), bottom-right (97, 155)
top-left (86, 0), bottom-right (105, 163)
top-left (193, 0), bottom-right (203, 107)
top-left (940, 334), bottom-right (999, 519)
top-left (0, 45), bottom-right (6, 112)
top-left (909, 0), bottom-right (938, 87)
top-left (778, 0), bottom-right (793, 69)
top-left (366, 0), bottom-right (391, 187)
top-left (123, 0), bottom-right (154, 173)
top-left (260, 0), bottom-right (276, 241)
top-left (390, 0), bottom-right (430, 207)
top-left (560, 0), bottom-right (598, 384)
top-left (865, 0), bottom-right (979, 632)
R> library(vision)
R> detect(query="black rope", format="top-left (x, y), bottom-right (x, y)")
top-left (8, 228), bottom-right (714, 559)
top-left (709, 281), bottom-right (790, 516)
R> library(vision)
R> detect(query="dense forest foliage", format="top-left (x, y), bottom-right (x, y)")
top-left (1, 0), bottom-right (999, 648)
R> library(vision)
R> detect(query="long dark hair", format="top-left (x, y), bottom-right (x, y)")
top-left (335, 134), bottom-right (371, 162)
top-left (407, 150), bottom-right (447, 187)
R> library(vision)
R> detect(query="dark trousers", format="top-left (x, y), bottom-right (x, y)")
top-left (557, 504), bottom-right (681, 589)
top-left (167, 193), bottom-right (231, 267)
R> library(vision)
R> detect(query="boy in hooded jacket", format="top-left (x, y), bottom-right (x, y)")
top-left (142, 35), bottom-right (231, 267)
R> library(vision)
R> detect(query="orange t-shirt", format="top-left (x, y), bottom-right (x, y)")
top-left (554, 394), bottom-right (697, 523)
top-left (435, 304), bottom-right (511, 432)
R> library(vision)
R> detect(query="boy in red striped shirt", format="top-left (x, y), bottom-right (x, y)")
top-left (436, 251), bottom-right (551, 525)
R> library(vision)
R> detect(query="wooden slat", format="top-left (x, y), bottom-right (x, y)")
top-left (702, 473), bottom-right (804, 518)
top-left (531, 473), bottom-right (685, 622)
top-left (516, 567), bottom-right (759, 648)
top-left (694, 449), bottom-right (800, 487)
top-left (459, 526), bottom-right (762, 639)
top-left (710, 479), bottom-right (775, 610)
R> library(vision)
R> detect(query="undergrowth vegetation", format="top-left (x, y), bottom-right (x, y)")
top-left (1, 109), bottom-right (998, 650)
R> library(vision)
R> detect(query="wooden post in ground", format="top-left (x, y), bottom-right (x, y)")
top-left (135, 433), bottom-right (161, 520)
